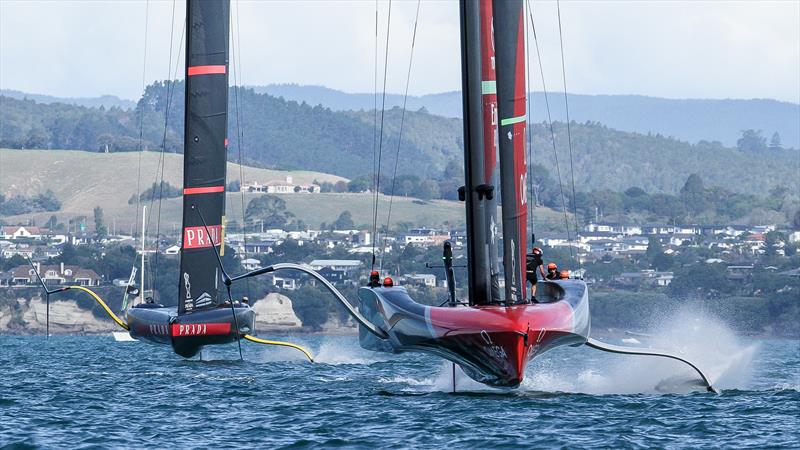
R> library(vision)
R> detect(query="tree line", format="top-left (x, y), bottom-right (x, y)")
top-left (2, 82), bottom-right (797, 197)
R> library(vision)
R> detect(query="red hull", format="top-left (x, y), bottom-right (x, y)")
top-left (359, 280), bottom-right (590, 387)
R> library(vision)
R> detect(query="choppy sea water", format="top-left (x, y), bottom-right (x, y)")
top-left (1, 314), bottom-right (798, 449)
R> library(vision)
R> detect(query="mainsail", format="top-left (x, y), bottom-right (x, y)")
top-left (178, 0), bottom-right (231, 314)
top-left (492, 0), bottom-right (528, 303)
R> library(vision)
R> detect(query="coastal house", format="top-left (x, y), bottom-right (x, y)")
top-left (403, 228), bottom-right (451, 247)
top-left (244, 176), bottom-right (320, 194)
top-left (613, 270), bottom-right (674, 288)
top-left (241, 258), bottom-right (262, 271)
top-left (164, 244), bottom-right (181, 255)
top-left (0, 242), bottom-right (35, 259)
top-left (266, 273), bottom-right (300, 290)
top-left (584, 222), bottom-right (642, 236)
top-left (309, 259), bottom-right (362, 275)
top-left (0, 226), bottom-right (43, 240)
top-left (641, 224), bottom-right (676, 235)
top-left (726, 265), bottom-right (754, 282)
top-left (9, 262), bottom-right (102, 286)
top-left (402, 273), bottom-right (437, 288)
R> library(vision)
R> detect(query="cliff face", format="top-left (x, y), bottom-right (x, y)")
top-left (0, 297), bottom-right (114, 334)
top-left (251, 293), bottom-right (303, 330)
top-left (0, 292), bottom-right (357, 335)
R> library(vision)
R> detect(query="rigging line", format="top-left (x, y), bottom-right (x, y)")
top-left (524, 0), bottom-right (535, 245)
top-left (370, 0), bottom-right (392, 271)
top-left (380, 0), bottom-right (421, 272)
top-left (153, 16), bottom-right (186, 292)
top-left (556, 0), bottom-right (582, 270)
top-left (526, 0), bottom-right (574, 262)
top-left (369, 0), bottom-right (379, 269)
top-left (232, 0), bottom-right (251, 299)
top-left (147, 2), bottom-right (183, 294)
top-left (134, 0), bottom-right (150, 247)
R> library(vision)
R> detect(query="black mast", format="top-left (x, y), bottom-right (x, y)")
top-left (459, 0), bottom-right (493, 305)
top-left (178, 0), bottom-right (231, 314)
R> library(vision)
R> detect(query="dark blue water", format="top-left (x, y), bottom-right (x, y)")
top-left (1, 327), bottom-right (798, 449)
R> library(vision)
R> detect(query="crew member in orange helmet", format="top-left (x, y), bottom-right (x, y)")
top-left (559, 269), bottom-right (570, 280)
top-left (545, 263), bottom-right (560, 280)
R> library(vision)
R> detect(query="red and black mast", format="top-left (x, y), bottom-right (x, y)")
top-left (178, 0), bottom-right (231, 314)
top-left (492, 0), bottom-right (528, 303)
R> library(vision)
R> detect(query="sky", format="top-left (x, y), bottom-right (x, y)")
top-left (0, 0), bottom-right (798, 103)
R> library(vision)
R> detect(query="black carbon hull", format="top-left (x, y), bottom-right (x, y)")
top-left (126, 304), bottom-right (255, 358)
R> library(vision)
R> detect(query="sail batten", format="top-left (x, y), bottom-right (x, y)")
top-left (178, 0), bottom-right (231, 315)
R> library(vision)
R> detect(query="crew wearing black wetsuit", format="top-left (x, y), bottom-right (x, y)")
top-left (526, 247), bottom-right (545, 302)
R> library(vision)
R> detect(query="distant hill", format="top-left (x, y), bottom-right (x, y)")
top-left (0, 89), bottom-right (136, 110)
top-left (256, 84), bottom-right (800, 149)
top-left (1, 84), bottom-right (798, 197)
top-left (0, 149), bottom-right (553, 232)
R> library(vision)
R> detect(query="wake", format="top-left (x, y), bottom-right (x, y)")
top-left (412, 308), bottom-right (760, 395)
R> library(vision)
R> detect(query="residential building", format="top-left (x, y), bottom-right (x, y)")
top-left (244, 176), bottom-right (320, 194)
top-left (309, 259), bottom-right (363, 275)
top-left (403, 228), bottom-right (451, 247)
top-left (0, 226), bottom-right (43, 240)
top-left (402, 273), bottom-right (437, 287)
top-left (9, 262), bottom-right (102, 286)
top-left (241, 258), bottom-right (262, 271)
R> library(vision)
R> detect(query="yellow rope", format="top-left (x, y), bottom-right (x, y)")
top-left (63, 286), bottom-right (313, 363)
top-left (66, 286), bottom-right (130, 331)
top-left (243, 334), bottom-right (314, 362)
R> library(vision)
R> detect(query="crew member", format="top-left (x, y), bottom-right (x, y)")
top-left (526, 247), bottom-right (546, 301)
top-left (368, 270), bottom-right (381, 288)
top-left (560, 269), bottom-right (570, 280)
top-left (545, 263), bottom-right (560, 280)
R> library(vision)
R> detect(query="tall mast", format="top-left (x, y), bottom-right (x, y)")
top-left (479, 0), bottom-right (501, 302)
top-left (459, 0), bottom-right (491, 305)
top-left (492, 0), bottom-right (528, 303)
top-left (178, 0), bottom-right (231, 314)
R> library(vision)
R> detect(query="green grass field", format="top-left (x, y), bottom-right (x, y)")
top-left (0, 148), bottom-right (570, 235)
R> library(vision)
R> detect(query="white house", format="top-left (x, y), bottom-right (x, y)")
top-left (164, 244), bottom-right (181, 255)
top-left (309, 259), bottom-right (363, 275)
top-left (403, 273), bottom-right (437, 287)
top-left (0, 226), bottom-right (43, 240)
top-left (245, 176), bottom-right (320, 194)
top-left (241, 258), bottom-right (262, 271)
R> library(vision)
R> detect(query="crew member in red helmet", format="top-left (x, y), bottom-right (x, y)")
top-left (367, 270), bottom-right (381, 288)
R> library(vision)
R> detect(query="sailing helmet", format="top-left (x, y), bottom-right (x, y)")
top-left (560, 270), bottom-right (570, 279)
top-left (547, 263), bottom-right (557, 270)
top-left (532, 247), bottom-right (542, 255)
top-left (370, 270), bottom-right (379, 277)
top-left (383, 277), bottom-right (394, 287)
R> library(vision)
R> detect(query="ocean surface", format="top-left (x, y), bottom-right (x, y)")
top-left (1, 314), bottom-right (798, 449)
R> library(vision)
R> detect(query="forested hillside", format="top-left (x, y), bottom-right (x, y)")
top-left (1, 82), bottom-right (797, 196)
top-left (258, 84), bottom-right (800, 148)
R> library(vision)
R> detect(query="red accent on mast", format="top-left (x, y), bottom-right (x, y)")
top-left (480, 0), bottom-right (498, 185)
top-left (183, 186), bottom-right (225, 195)
top-left (187, 65), bottom-right (227, 76)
